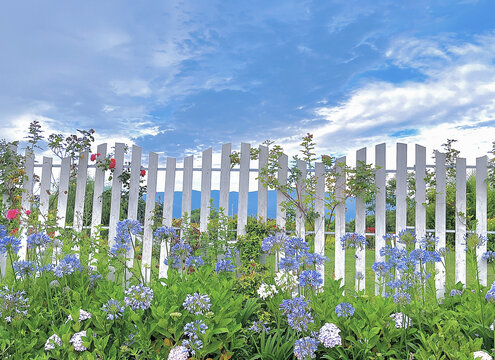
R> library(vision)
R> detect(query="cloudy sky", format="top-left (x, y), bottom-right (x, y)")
top-left (1, 0), bottom-right (495, 165)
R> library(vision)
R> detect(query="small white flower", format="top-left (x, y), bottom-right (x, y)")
top-left (474, 351), bottom-right (493, 360)
top-left (390, 312), bottom-right (411, 329)
top-left (70, 331), bottom-right (87, 352)
top-left (275, 270), bottom-right (298, 292)
top-left (44, 334), bottom-right (62, 351)
top-left (67, 309), bottom-right (92, 323)
top-left (257, 282), bottom-right (278, 300)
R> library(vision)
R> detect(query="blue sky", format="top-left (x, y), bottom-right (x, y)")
top-left (1, 0), bottom-right (495, 162)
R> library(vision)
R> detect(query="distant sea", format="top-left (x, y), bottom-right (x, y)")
top-left (151, 190), bottom-right (357, 221)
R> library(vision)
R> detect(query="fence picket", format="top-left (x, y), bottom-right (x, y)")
top-left (375, 144), bottom-right (386, 295)
top-left (335, 156), bottom-right (346, 284)
top-left (355, 148), bottom-right (366, 291)
top-left (39, 157), bottom-right (52, 220)
top-left (296, 159), bottom-right (307, 239)
top-left (108, 143), bottom-right (125, 250)
top-left (182, 156), bottom-right (194, 221)
top-left (314, 162), bottom-right (325, 284)
top-left (476, 156), bottom-right (488, 286)
top-left (19, 150), bottom-right (34, 261)
top-left (125, 145), bottom-right (142, 271)
top-left (275, 153), bottom-right (288, 272)
top-left (237, 143), bottom-right (250, 237)
top-left (435, 151), bottom-right (447, 298)
top-left (91, 144), bottom-right (108, 236)
top-left (455, 157), bottom-right (467, 286)
top-left (73, 152), bottom-right (89, 233)
top-left (219, 143), bottom-right (232, 217)
top-left (200, 148), bottom-right (212, 232)
top-left (142, 152), bottom-right (158, 283)
top-left (396, 143), bottom-right (407, 247)
top-left (258, 145), bottom-right (269, 222)
top-left (415, 145), bottom-right (427, 245)
top-left (159, 157), bottom-right (176, 279)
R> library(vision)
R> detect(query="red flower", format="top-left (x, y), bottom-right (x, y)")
top-left (10, 227), bottom-right (18, 235)
top-left (6, 209), bottom-right (20, 220)
top-left (109, 158), bottom-right (116, 169)
top-left (140, 169), bottom-right (146, 177)
top-left (90, 153), bottom-right (101, 161)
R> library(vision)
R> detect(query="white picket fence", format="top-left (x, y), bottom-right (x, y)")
top-left (1, 142), bottom-right (492, 297)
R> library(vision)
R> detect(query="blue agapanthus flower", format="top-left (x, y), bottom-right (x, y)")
top-left (299, 270), bottom-right (323, 289)
top-left (0, 236), bottom-right (21, 255)
top-left (185, 256), bottom-right (204, 268)
top-left (13, 261), bottom-right (36, 279)
top-left (335, 302), bottom-right (355, 317)
top-left (340, 233), bottom-right (368, 250)
top-left (279, 257), bottom-right (299, 272)
top-left (102, 298), bottom-right (125, 320)
top-left (280, 297), bottom-right (313, 332)
top-left (165, 240), bottom-right (193, 268)
top-left (154, 226), bottom-right (177, 240)
top-left (482, 251), bottom-right (495, 263)
top-left (0, 225), bottom-right (7, 239)
top-left (183, 293), bottom-right (211, 316)
top-left (215, 259), bottom-right (235, 273)
top-left (26, 232), bottom-right (52, 249)
top-left (294, 337), bottom-right (319, 360)
top-left (124, 284), bottom-right (154, 311)
top-left (284, 237), bottom-right (310, 257)
top-left (261, 233), bottom-right (289, 254)
top-left (52, 254), bottom-right (83, 277)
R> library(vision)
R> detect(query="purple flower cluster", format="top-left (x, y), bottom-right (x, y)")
top-left (318, 323), bottom-right (342, 348)
top-left (261, 233), bottom-right (289, 254)
top-left (293, 336), bottom-right (319, 360)
top-left (280, 296), bottom-right (313, 332)
top-left (183, 293), bottom-right (211, 315)
top-left (165, 240), bottom-right (193, 269)
top-left (110, 219), bottom-right (142, 256)
top-left (13, 261), bottom-right (36, 279)
top-left (482, 251), bottom-right (495, 263)
top-left (154, 226), bottom-right (177, 240)
top-left (0, 236), bottom-right (21, 255)
top-left (182, 320), bottom-right (207, 356)
top-left (124, 284), bottom-right (154, 310)
top-left (340, 233), bottom-right (368, 250)
top-left (298, 270), bottom-right (323, 289)
top-left (335, 302), bottom-right (355, 317)
top-left (102, 298), bottom-right (125, 320)
top-left (249, 320), bottom-right (270, 333)
top-left (486, 282), bottom-right (495, 303)
top-left (53, 254), bottom-right (83, 277)
top-left (0, 286), bottom-right (29, 323)
top-left (185, 256), bottom-right (204, 268)
top-left (215, 259), bottom-right (235, 273)
top-left (26, 232), bottom-right (52, 249)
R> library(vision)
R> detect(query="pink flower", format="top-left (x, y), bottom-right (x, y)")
top-left (90, 153), bottom-right (101, 161)
top-left (6, 209), bottom-right (20, 220)
top-left (25, 210), bottom-right (31, 216)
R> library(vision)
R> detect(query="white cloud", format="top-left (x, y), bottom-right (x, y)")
top-left (110, 79), bottom-right (151, 97)
top-left (281, 33), bottom-right (495, 166)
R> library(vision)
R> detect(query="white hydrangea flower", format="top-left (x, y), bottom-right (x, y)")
top-left (70, 331), bottom-right (87, 352)
top-left (474, 351), bottom-right (493, 360)
top-left (275, 270), bottom-right (298, 292)
top-left (168, 345), bottom-right (189, 360)
top-left (67, 309), bottom-right (92, 323)
top-left (257, 282), bottom-right (278, 299)
top-left (318, 323), bottom-right (342, 348)
top-left (44, 334), bottom-right (62, 351)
